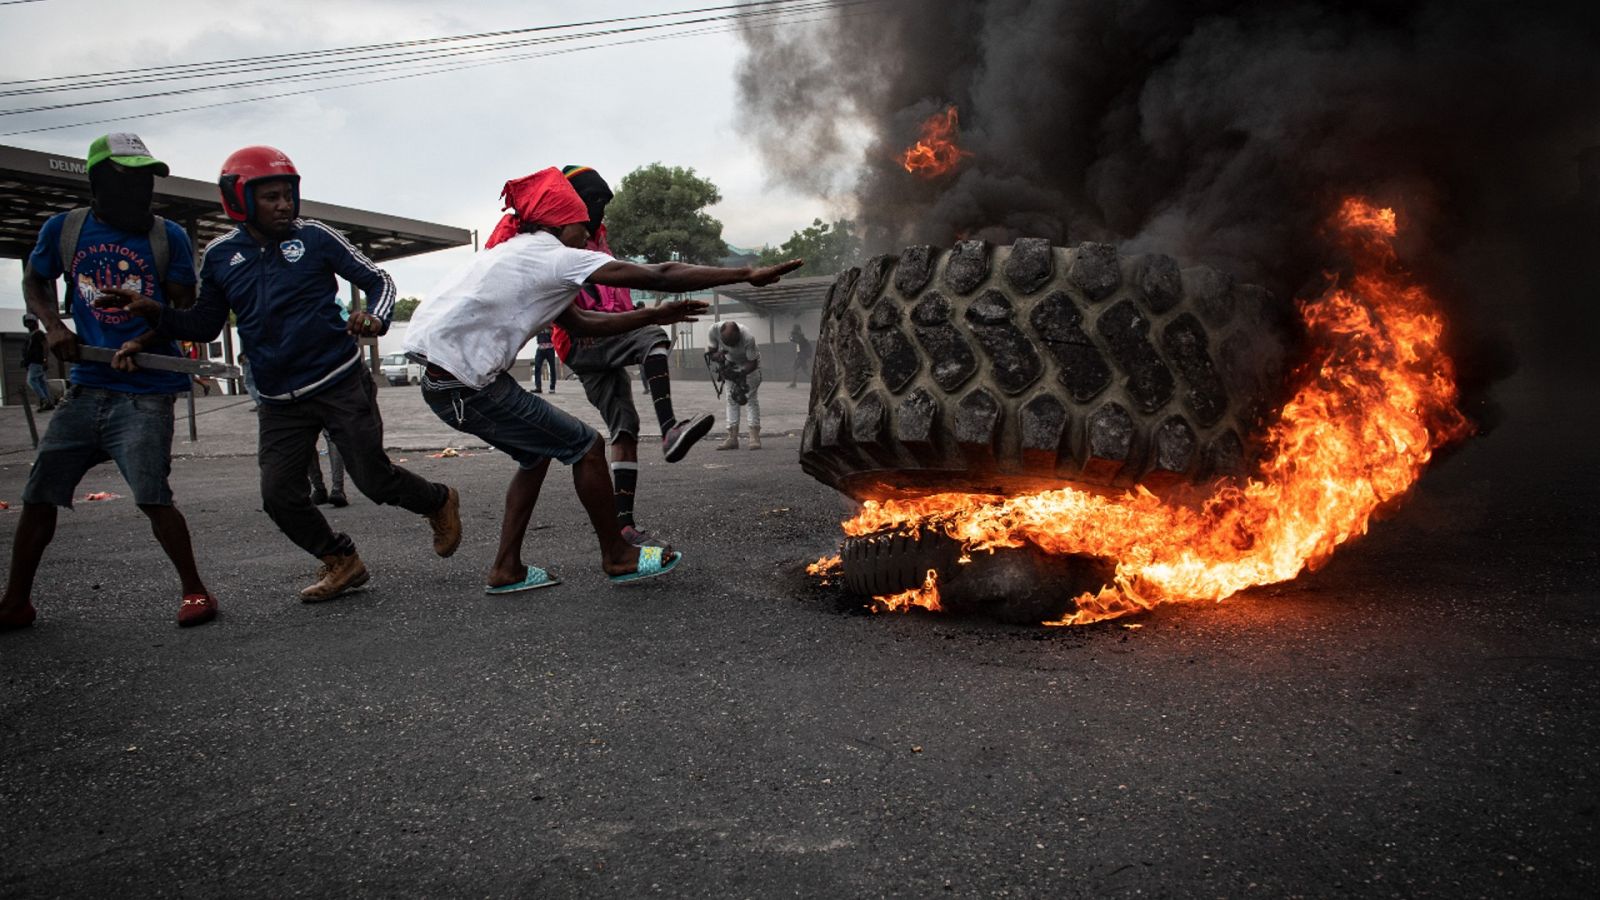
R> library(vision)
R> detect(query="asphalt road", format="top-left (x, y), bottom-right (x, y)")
top-left (0, 373), bottom-right (1595, 898)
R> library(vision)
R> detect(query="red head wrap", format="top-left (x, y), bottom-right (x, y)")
top-left (484, 167), bottom-right (591, 249)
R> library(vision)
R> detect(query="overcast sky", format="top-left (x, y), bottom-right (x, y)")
top-left (0, 0), bottom-right (855, 313)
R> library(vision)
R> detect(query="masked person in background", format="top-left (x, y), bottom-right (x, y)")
top-left (549, 165), bottom-right (716, 547)
top-left (103, 145), bottom-right (460, 604)
top-left (404, 167), bottom-right (800, 594)
top-left (4, 133), bottom-right (217, 630)
top-left (788, 323), bottom-right (812, 389)
top-left (707, 320), bottom-right (763, 450)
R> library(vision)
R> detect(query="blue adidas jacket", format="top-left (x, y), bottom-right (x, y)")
top-left (154, 218), bottom-right (395, 401)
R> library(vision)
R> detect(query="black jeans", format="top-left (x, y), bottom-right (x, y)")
top-left (257, 367), bottom-right (448, 558)
top-left (532, 347), bottom-right (558, 390)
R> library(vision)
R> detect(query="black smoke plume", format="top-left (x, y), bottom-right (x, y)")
top-left (736, 0), bottom-right (1600, 411)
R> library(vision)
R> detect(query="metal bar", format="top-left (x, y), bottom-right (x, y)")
top-left (74, 345), bottom-right (240, 378)
top-left (22, 393), bottom-right (38, 449)
top-left (185, 389), bottom-right (197, 443)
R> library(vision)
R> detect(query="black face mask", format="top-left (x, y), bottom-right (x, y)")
top-left (89, 164), bottom-right (156, 233)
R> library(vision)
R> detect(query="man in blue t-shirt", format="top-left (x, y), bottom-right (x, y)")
top-left (1, 133), bottom-right (217, 632)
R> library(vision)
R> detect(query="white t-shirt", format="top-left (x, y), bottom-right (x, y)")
top-left (405, 231), bottom-right (611, 389)
top-left (709, 322), bottom-right (761, 366)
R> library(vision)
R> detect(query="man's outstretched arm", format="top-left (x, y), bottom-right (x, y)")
top-left (95, 280), bottom-right (230, 343)
top-left (555, 299), bottom-right (710, 340)
top-left (587, 258), bottom-right (803, 294)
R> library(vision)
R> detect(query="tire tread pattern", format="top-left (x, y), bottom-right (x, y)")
top-left (801, 239), bottom-right (1294, 500)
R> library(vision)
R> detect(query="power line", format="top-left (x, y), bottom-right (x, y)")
top-left (0, 5), bottom-right (870, 137)
top-left (3, 0), bottom-right (864, 108)
top-left (0, 0), bottom-right (841, 92)
top-left (0, 0), bottom-right (867, 117)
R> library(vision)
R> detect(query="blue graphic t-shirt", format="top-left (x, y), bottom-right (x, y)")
top-left (28, 211), bottom-right (196, 394)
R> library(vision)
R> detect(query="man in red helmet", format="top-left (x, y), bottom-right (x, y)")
top-left (102, 146), bottom-right (460, 603)
top-left (3, 132), bottom-right (218, 631)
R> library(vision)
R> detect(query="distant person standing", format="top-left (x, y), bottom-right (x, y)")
top-left (4, 132), bottom-right (217, 630)
top-left (788, 322), bottom-right (812, 388)
top-left (238, 350), bottom-right (261, 410)
top-left (531, 327), bottom-right (558, 393)
top-left (181, 340), bottom-right (214, 396)
top-left (307, 431), bottom-right (347, 508)
top-left (103, 145), bottom-right (460, 603)
top-left (708, 321), bottom-right (763, 450)
top-left (22, 314), bottom-right (53, 411)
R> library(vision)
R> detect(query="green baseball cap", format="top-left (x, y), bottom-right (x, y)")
top-left (85, 132), bottom-right (170, 176)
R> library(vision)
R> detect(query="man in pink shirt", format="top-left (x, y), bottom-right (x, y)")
top-left (550, 166), bottom-right (712, 548)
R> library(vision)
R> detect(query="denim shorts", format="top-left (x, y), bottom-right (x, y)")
top-left (22, 385), bottom-right (177, 507)
top-left (421, 370), bottom-right (598, 468)
top-left (565, 325), bottom-right (670, 442)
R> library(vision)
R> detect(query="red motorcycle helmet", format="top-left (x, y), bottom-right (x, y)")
top-left (218, 146), bottom-right (301, 222)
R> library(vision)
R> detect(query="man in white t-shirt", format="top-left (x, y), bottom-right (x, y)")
top-left (706, 321), bottom-right (764, 450)
top-left (404, 168), bottom-right (801, 593)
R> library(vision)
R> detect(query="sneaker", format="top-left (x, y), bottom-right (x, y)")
top-left (531, 387), bottom-right (543, 394)
top-left (428, 487), bottom-right (462, 557)
top-left (310, 487), bottom-right (329, 506)
top-left (661, 413), bottom-right (715, 463)
top-left (620, 525), bottom-right (665, 547)
top-left (300, 552), bottom-right (370, 602)
top-left (329, 491), bottom-right (349, 508)
top-left (177, 592), bottom-right (218, 627)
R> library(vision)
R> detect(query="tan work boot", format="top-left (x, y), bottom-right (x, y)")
top-left (300, 552), bottom-right (370, 603)
top-left (746, 426), bottom-right (762, 450)
top-left (715, 427), bottom-right (739, 451)
top-left (428, 487), bottom-right (462, 557)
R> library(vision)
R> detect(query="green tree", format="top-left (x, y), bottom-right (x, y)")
top-left (756, 218), bottom-right (861, 278)
top-left (392, 296), bottom-right (421, 321)
top-left (606, 163), bottom-right (729, 265)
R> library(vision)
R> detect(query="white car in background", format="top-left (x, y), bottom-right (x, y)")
top-left (380, 353), bottom-right (423, 386)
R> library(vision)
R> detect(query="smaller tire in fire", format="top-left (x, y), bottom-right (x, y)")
top-left (840, 526), bottom-right (1116, 625)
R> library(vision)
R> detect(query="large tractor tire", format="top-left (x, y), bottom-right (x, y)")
top-left (800, 239), bottom-right (1296, 501)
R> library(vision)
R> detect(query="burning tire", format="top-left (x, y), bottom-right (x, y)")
top-left (840, 526), bottom-right (1114, 624)
top-left (800, 239), bottom-right (1295, 501)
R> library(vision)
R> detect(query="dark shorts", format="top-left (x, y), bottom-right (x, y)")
top-left (563, 326), bottom-right (670, 442)
top-left (421, 370), bottom-right (598, 468)
top-left (22, 385), bottom-right (176, 508)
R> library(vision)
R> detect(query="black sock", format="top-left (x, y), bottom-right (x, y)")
top-left (611, 461), bottom-right (638, 529)
top-left (643, 350), bottom-right (675, 432)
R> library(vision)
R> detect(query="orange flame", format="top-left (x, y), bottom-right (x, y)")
top-left (901, 105), bottom-right (972, 178)
top-left (877, 568), bottom-right (943, 613)
top-left (827, 198), bottom-right (1473, 624)
top-left (806, 555), bottom-right (841, 577)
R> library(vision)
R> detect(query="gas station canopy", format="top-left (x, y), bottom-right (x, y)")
top-left (0, 143), bottom-right (472, 262)
top-left (714, 275), bottom-right (835, 315)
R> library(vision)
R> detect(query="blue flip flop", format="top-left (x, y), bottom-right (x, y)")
top-left (609, 546), bottom-right (682, 584)
top-left (484, 565), bottom-right (560, 595)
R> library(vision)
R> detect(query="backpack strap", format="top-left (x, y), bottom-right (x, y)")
top-left (57, 207), bottom-right (91, 315)
top-left (148, 215), bottom-right (169, 285)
